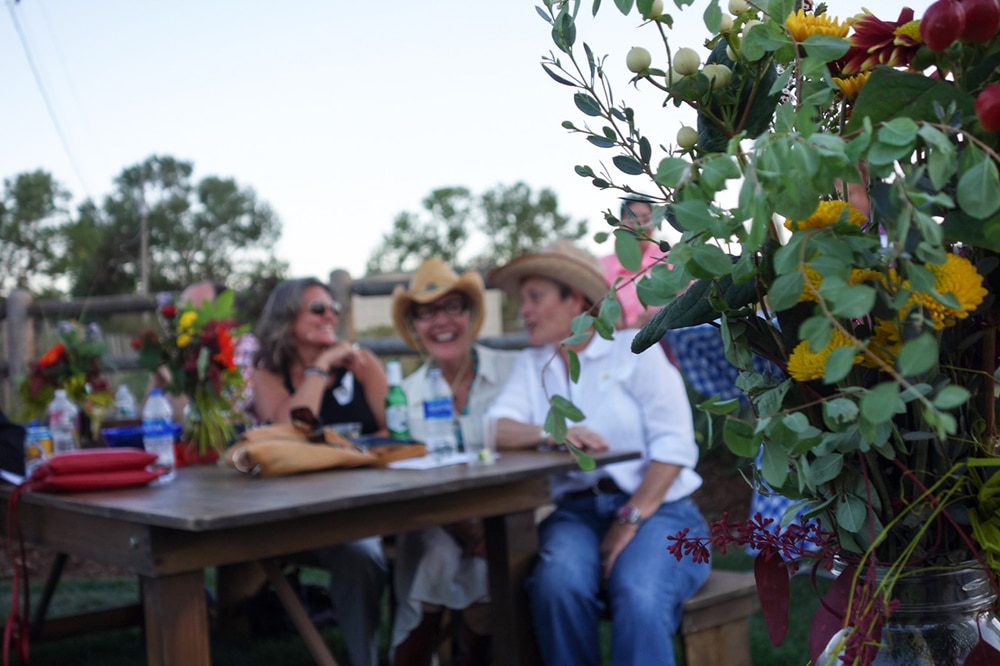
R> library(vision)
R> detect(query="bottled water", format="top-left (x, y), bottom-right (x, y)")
top-left (422, 368), bottom-right (457, 458)
top-left (46, 389), bottom-right (79, 454)
top-left (115, 384), bottom-right (137, 418)
top-left (385, 360), bottom-right (411, 441)
top-left (142, 389), bottom-right (176, 483)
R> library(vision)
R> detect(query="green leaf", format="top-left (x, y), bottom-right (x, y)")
top-left (824, 345), bottom-right (859, 384)
top-left (541, 63), bottom-right (577, 87)
top-left (551, 394), bottom-right (585, 422)
top-left (724, 417), bottom-right (758, 458)
top-left (878, 117), bottom-right (920, 146)
top-left (802, 34), bottom-right (850, 62)
top-left (957, 157), bottom-right (1000, 219)
top-left (846, 68), bottom-right (976, 133)
top-left (654, 157), bottom-right (691, 188)
top-left (768, 272), bottom-right (805, 312)
top-left (933, 385), bottom-right (971, 410)
top-left (897, 333), bottom-right (937, 376)
top-left (613, 155), bottom-right (645, 175)
top-left (810, 453), bottom-right (844, 486)
top-left (599, 293), bottom-right (623, 330)
top-left (823, 397), bottom-right (859, 429)
top-left (836, 494), bottom-right (867, 532)
top-left (799, 316), bottom-right (832, 351)
top-left (918, 125), bottom-right (957, 191)
top-left (544, 408), bottom-right (567, 443)
top-left (574, 92), bottom-right (602, 117)
top-left (614, 0), bottom-right (634, 13)
top-left (689, 244), bottom-right (734, 279)
top-left (829, 285), bottom-right (876, 319)
top-left (761, 441), bottom-right (789, 489)
top-left (567, 349), bottom-right (581, 383)
top-left (860, 382), bottom-right (903, 424)
top-left (613, 229), bottom-right (643, 271)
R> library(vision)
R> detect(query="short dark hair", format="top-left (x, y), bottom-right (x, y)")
top-left (620, 197), bottom-right (654, 220)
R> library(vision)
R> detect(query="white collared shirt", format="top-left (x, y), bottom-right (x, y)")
top-left (487, 330), bottom-right (702, 503)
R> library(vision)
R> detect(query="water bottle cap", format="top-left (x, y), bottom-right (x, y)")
top-left (54, 389), bottom-right (68, 398)
top-left (150, 388), bottom-right (164, 396)
top-left (386, 360), bottom-right (403, 385)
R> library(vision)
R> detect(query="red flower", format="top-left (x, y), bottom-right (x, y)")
top-left (840, 8), bottom-right (922, 76)
top-left (161, 304), bottom-right (177, 319)
top-left (38, 343), bottom-right (66, 368)
top-left (213, 327), bottom-right (236, 370)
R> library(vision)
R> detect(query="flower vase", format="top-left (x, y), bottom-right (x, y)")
top-left (179, 404), bottom-right (222, 466)
top-left (819, 565), bottom-right (1000, 665)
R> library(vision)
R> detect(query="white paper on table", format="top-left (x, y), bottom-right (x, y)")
top-left (387, 452), bottom-right (470, 470)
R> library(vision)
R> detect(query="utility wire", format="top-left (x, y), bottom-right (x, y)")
top-left (5, 0), bottom-right (92, 196)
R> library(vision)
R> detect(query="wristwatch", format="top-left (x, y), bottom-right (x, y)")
top-left (616, 503), bottom-right (644, 527)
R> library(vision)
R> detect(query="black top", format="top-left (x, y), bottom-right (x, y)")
top-left (282, 367), bottom-right (379, 434)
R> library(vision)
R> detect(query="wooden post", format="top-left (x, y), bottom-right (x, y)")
top-left (5, 288), bottom-right (33, 411)
top-left (329, 269), bottom-right (353, 341)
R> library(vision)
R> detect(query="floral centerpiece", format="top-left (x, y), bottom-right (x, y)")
top-left (539, 0), bottom-right (1000, 662)
top-left (17, 320), bottom-right (114, 430)
top-left (131, 290), bottom-right (245, 455)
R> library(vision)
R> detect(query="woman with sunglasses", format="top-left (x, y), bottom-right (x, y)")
top-left (388, 258), bottom-right (518, 666)
top-left (252, 276), bottom-right (388, 666)
top-left (254, 277), bottom-right (388, 433)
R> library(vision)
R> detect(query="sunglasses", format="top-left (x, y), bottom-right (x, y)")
top-left (411, 297), bottom-right (468, 322)
top-left (307, 301), bottom-right (342, 317)
top-left (290, 407), bottom-right (326, 443)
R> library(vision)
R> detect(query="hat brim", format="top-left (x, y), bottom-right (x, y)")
top-left (487, 253), bottom-right (609, 307)
top-left (391, 271), bottom-right (486, 351)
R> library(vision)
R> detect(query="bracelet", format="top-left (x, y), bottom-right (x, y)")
top-left (304, 366), bottom-right (329, 380)
top-left (538, 427), bottom-right (552, 445)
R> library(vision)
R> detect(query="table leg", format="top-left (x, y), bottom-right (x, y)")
top-left (142, 570), bottom-right (211, 666)
top-left (484, 510), bottom-right (542, 666)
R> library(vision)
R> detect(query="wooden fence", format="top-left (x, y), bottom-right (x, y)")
top-left (0, 270), bottom-right (527, 412)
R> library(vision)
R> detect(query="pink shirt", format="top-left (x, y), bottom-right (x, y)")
top-left (600, 242), bottom-right (666, 327)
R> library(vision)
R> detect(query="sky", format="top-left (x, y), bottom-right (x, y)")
top-left (1, 0), bottom-right (929, 285)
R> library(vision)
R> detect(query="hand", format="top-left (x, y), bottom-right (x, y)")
top-left (599, 521), bottom-right (638, 580)
top-left (315, 341), bottom-right (363, 372)
top-left (564, 425), bottom-right (609, 453)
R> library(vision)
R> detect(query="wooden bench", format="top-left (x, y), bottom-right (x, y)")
top-left (680, 568), bottom-right (759, 666)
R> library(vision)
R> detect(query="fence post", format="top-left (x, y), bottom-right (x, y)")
top-left (329, 269), bottom-right (353, 342)
top-left (5, 288), bottom-right (33, 411)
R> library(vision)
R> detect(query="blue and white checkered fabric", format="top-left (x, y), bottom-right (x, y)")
top-left (664, 324), bottom-right (777, 401)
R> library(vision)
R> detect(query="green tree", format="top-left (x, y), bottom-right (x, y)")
top-left (64, 155), bottom-right (282, 296)
top-left (365, 182), bottom-right (587, 274)
top-left (366, 186), bottom-right (473, 273)
top-left (0, 170), bottom-right (70, 292)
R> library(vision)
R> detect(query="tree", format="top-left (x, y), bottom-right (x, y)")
top-left (0, 170), bottom-right (70, 293)
top-left (365, 187), bottom-right (473, 274)
top-left (365, 182), bottom-right (587, 274)
top-left (63, 155), bottom-right (282, 296)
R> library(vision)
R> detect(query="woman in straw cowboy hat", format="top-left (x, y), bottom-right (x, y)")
top-left (486, 239), bottom-right (710, 666)
top-left (389, 257), bottom-right (519, 666)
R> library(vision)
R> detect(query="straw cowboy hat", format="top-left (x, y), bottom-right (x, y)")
top-left (487, 239), bottom-right (609, 307)
top-left (391, 257), bottom-right (486, 351)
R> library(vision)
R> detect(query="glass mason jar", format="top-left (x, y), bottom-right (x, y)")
top-left (819, 564), bottom-right (1000, 665)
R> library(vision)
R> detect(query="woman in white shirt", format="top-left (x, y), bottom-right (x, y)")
top-left (486, 240), bottom-right (710, 666)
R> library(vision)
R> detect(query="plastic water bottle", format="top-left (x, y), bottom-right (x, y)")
top-left (385, 360), bottom-right (411, 441)
top-left (46, 389), bottom-right (79, 454)
top-left (115, 384), bottom-right (137, 418)
top-left (143, 389), bottom-right (176, 483)
top-left (422, 368), bottom-right (457, 459)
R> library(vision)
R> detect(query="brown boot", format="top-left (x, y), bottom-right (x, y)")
top-left (393, 610), bottom-right (443, 666)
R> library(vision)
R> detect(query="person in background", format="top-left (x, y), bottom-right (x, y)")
top-left (486, 239), bottom-right (710, 666)
top-left (252, 276), bottom-right (388, 666)
top-left (253, 277), bottom-right (387, 433)
top-left (600, 196), bottom-right (668, 328)
top-left (388, 258), bottom-right (518, 665)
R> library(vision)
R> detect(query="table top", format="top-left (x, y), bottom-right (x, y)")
top-left (2, 449), bottom-right (637, 532)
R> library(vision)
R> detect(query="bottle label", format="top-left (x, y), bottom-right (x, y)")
top-left (423, 397), bottom-right (453, 421)
top-left (387, 405), bottom-right (410, 439)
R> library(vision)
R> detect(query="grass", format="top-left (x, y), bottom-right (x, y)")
top-left (1, 551), bottom-right (831, 665)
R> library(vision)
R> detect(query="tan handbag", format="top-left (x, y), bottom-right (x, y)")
top-left (225, 423), bottom-right (426, 478)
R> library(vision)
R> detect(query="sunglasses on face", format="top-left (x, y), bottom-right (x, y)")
top-left (411, 298), bottom-right (468, 322)
top-left (307, 301), bottom-right (342, 317)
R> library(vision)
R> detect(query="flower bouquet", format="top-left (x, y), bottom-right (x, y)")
top-left (540, 0), bottom-right (1000, 662)
top-left (17, 320), bottom-right (114, 431)
top-left (131, 290), bottom-right (246, 456)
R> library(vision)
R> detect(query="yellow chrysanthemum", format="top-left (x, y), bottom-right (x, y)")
top-left (799, 264), bottom-right (823, 302)
top-left (177, 333), bottom-right (192, 348)
top-left (178, 311), bottom-right (198, 330)
top-left (849, 267), bottom-right (887, 288)
top-left (833, 71), bottom-right (871, 101)
top-left (906, 254), bottom-right (987, 329)
top-left (787, 329), bottom-right (861, 382)
top-left (785, 201), bottom-right (867, 231)
top-left (786, 9), bottom-right (849, 43)
top-left (861, 318), bottom-right (902, 368)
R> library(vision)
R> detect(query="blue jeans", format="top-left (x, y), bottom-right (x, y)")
top-left (527, 492), bottom-right (711, 666)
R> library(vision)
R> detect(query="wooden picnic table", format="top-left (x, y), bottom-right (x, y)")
top-left (2, 449), bottom-right (635, 665)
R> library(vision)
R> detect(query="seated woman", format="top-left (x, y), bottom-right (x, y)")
top-left (486, 240), bottom-right (711, 666)
top-left (389, 258), bottom-right (518, 666)
top-left (252, 277), bottom-right (388, 666)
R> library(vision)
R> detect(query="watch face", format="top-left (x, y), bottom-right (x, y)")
top-left (617, 504), bottom-right (640, 524)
